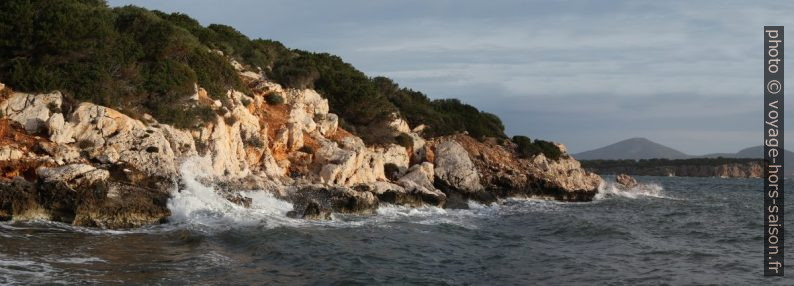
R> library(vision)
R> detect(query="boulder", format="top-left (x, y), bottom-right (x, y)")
top-left (395, 162), bottom-right (446, 206)
top-left (616, 174), bottom-right (638, 189)
top-left (46, 113), bottom-right (75, 144)
top-left (315, 136), bottom-right (385, 186)
top-left (365, 180), bottom-right (445, 207)
top-left (433, 140), bottom-right (483, 193)
top-left (0, 91), bottom-right (62, 133)
top-left (287, 199), bottom-right (332, 220)
top-left (289, 185), bottom-right (378, 215)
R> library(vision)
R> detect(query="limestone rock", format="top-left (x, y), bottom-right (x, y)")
top-left (46, 113), bottom-right (75, 144)
top-left (316, 113), bottom-right (338, 136)
top-left (380, 144), bottom-right (409, 172)
top-left (70, 103), bottom-right (179, 177)
top-left (315, 136), bottom-right (385, 186)
top-left (395, 162), bottom-right (446, 206)
top-left (433, 140), bottom-right (483, 193)
top-left (36, 164), bottom-right (109, 189)
top-left (0, 91), bottom-right (62, 133)
top-left (0, 146), bottom-right (24, 161)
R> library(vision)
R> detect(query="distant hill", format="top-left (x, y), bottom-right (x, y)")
top-left (573, 137), bottom-right (690, 160)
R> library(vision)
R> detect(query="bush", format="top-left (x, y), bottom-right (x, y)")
top-left (240, 98), bottom-right (251, 107)
top-left (373, 77), bottom-right (506, 139)
top-left (512, 136), bottom-right (562, 160)
top-left (46, 102), bottom-right (61, 114)
top-left (394, 133), bottom-right (414, 149)
top-left (265, 94), bottom-right (284, 105)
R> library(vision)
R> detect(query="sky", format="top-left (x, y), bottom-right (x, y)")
top-left (107, 0), bottom-right (794, 154)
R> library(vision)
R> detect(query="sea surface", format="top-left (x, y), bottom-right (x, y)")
top-left (1, 174), bottom-right (791, 285)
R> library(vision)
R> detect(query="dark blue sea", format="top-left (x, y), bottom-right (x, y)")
top-left (1, 176), bottom-right (791, 285)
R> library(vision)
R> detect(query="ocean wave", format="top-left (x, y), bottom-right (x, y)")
top-left (167, 157), bottom-right (301, 231)
top-left (595, 180), bottom-right (669, 200)
top-left (162, 158), bottom-right (580, 231)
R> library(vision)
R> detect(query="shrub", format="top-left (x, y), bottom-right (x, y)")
top-left (240, 98), bottom-right (251, 107)
top-left (46, 102), bottom-right (61, 113)
top-left (512, 136), bottom-right (562, 160)
top-left (394, 133), bottom-right (413, 149)
top-left (265, 94), bottom-right (284, 105)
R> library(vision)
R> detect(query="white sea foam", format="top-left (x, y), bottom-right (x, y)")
top-left (167, 156), bottom-right (300, 231)
top-left (595, 181), bottom-right (668, 200)
top-left (164, 156), bottom-right (583, 230)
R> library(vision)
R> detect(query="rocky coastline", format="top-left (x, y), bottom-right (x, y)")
top-left (0, 68), bottom-right (603, 229)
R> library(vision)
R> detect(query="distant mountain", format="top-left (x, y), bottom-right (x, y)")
top-left (573, 138), bottom-right (690, 160)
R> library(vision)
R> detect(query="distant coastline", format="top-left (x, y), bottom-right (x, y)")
top-left (580, 158), bottom-right (763, 178)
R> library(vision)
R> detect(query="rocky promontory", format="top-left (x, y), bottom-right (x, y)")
top-left (0, 67), bottom-right (602, 229)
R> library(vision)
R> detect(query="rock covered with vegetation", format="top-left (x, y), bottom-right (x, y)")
top-left (0, 0), bottom-right (602, 228)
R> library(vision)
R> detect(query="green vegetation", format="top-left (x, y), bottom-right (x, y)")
top-left (265, 94), bottom-right (284, 105)
top-left (0, 0), bottom-right (521, 146)
top-left (0, 0), bottom-right (248, 128)
top-left (512, 136), bottom-right (562, 160)
top-left (394, 133), bottom-right (414, 149)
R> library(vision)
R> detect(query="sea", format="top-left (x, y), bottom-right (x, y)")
top-left (1, 169), bottom-right (792, 285)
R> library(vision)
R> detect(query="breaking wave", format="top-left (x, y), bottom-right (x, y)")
top-left (595, 180), bottom-right (668, 200)
top-left (167, 156), bottom-right (298, 231)
top-left (169, 158), bottom-right (675, 231)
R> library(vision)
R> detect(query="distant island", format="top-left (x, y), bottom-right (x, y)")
top-left (574, 138), bottom-right (787, 178)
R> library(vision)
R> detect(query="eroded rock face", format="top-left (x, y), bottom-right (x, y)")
top-left (0, 79), bottom-right (603, 228)
top-left (429, 134), bottom-right (602, 202)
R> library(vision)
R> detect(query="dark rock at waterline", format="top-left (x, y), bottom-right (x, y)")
top-left (289, 186), bottom-right (379, 215)
top-left (0, 164), bottom-right (171, 229)
top-left (355, 182), bottom-right (445, 208)
top-left (616, 174), bottom-right (638, 189)
top-left (223, 193), bottom-right (252, 208)
top-left (287, 200), bottom-right (332, 221)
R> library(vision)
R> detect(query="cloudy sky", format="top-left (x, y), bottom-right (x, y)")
top-left (108, 0), bottom-right (793, 154)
